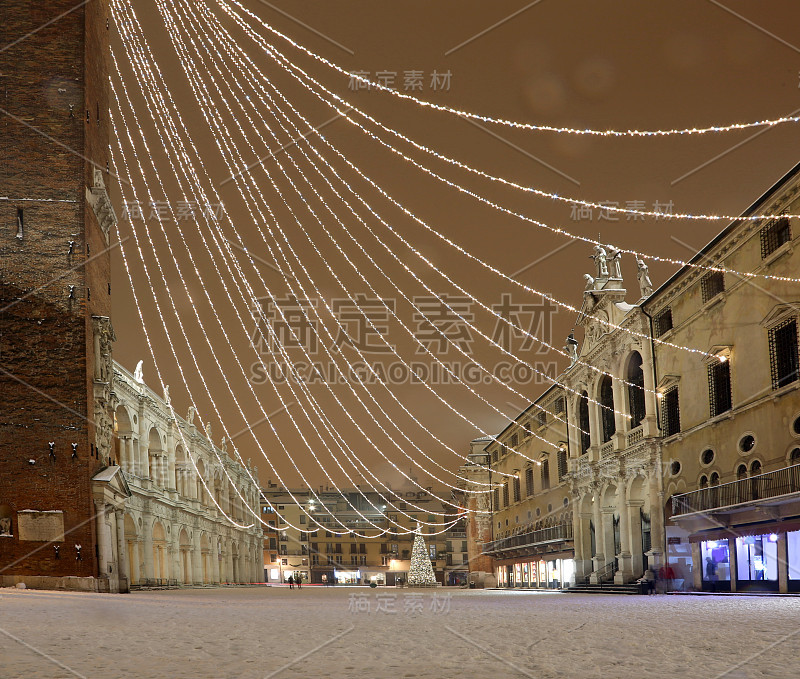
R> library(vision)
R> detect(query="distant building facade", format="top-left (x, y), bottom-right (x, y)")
top-left (260, 484), bottom-right (464, 585)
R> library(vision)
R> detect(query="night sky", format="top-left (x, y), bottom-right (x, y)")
top-left (110, 0), bottom-right (800, 492)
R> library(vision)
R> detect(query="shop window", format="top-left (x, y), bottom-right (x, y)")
top-left (661, 386), bottom-right (680, 437)
top-left (599, 376), bottom-right (615, 443)
top-left (708, 360), bottom-right (732, 417)
top-left (701, 540), bottom-right (731, 584)
top-left (736, 534), bottom-right (779, 582)
top-left (626, 352), bottom-right (646, 429)
top-left (701, 271), bottom-right (725, 304)
top-left (578, 392), bottom-right (591, 454)
top-left (769, 318), bottom-right (799, 389)
top-left (760, 216), bottom-right (791, 258)
top-left (788, 531), bottom-right (800, 581)
top-left (653, 307), bottom-right (673, 337)
top-left (525, 467), bottom-right (534, 497)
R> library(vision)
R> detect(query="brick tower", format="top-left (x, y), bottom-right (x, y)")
top-left (0, 0), bottom-right (118, 588)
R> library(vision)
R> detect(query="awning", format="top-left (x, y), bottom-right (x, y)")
top-left (689, 520), bottom-right (800, 543)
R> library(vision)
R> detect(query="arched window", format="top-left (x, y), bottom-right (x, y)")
top-left (750, 460), bottom-right (762, 476)
top-left (599, 376), bottom-right (615, 443)
top-left (791, 448), bottom-right (800, 466)
top-left (736, 464), bottom-right (748, 480)
top-left (627, 352), bottom-right (646, 429)
top-left (710, 472), bottom-right (720, 486)
top-left (699, 475), bottom-right (708, 489)
top-left (578, 392), bottom-right (591, 454)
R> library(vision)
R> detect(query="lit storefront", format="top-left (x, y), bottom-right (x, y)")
top-left (496, 556), bottom-right (575, 589)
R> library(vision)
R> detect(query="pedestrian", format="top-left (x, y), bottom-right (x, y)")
top-left (296, 573), bottom-right (302, 589)
top-left (321, 574), bottom-right (327, 587)
top-left (660, 563), bottom-right (676, 593)
top-left (705, 557), bottom-right (717, 592)
top-left (643, 568), bottom-right (656, 595)
top-left (287, 574), bottom-right (294, 589)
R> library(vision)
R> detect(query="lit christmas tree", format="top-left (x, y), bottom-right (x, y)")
top-left (407, 525), bottom-right (437, 587)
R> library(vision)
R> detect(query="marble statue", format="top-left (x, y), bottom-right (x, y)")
top-left (590, 245), bottom-right (609, 278)
top-left (163, 384), bottom-right (170, 406)
top-left (133, 360), bottom-right (144, 384)
top-left (583, 273), bottom-right (595, 291)
top-left (636, 257), bottom-right (653, 297)
top-left (187, 406), bottom-right (196, 426)
top-left (565, 331), bottom-right (579, 363)
top-left (221, 436), bottom-right (228, 454)
top-left (205, 422), bottom-right (213, 442)
top-left (606, 244), bottom-right (623, 279)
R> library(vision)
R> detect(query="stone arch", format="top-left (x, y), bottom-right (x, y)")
top-left (124, 513), bottom-right (140, 585)
top-left (148, 427), bottom-right (164, 485)
top-left (152, 520), bottom-right (168, 580)
top-left (114, 405), bottom-right (134, 471)
top-left (178, 528), bottom-right (192, 584)
top-left (624, 351), bottom-right (646, 429)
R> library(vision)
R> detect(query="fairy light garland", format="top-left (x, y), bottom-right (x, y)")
top-left (177, 0), bottom-right (587, 454)
top-left (109, 6), bottom-right (444, 534)
top-left (115, 0), bottom-right (481, 531)
top-left (218, 0), bottom-right (800, 139)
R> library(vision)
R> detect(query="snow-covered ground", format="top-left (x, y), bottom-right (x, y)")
top-left (1, 586), bottom-right (798, 678)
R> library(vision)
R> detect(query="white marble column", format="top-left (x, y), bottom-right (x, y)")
top-left (94, 501), bottom-right (112, 580)
top-left (212, 535), bottom-right (221, 585)
top-left (615, 481), bottom-right (633, 583)
top-left (115, 509), bottom-right (129, 593)
top-left (142, 516), bottom-right (154, 581)
top-left (192, 531), bottom-right (202, 585)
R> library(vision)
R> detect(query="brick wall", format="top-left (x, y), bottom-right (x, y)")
top-left (0, 0), bottom-right (112, 579)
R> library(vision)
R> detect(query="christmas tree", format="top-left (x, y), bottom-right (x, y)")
top-left (407, 525), bottom-right (437, 587)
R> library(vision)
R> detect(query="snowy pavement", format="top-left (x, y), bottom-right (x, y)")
top-left (1, 586), bottom-right (798, 678)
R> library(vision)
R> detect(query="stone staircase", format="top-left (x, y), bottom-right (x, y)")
top-left (564, 582), bottom-right (645, 595)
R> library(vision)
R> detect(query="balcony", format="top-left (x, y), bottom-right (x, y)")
top-left (672, 464), bottom-right (800, 517)
top-left (482, 523), bottom-right (573, 557)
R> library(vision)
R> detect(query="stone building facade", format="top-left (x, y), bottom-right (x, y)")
top-left (646, 162), bottom-right (800, 593)
top-left (478, 162), bottom-right (800, 593)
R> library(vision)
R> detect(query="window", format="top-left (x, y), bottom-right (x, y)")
top-left (578, 392), bottom-right (591, 454)
top-left (653, 308), bottom-right (673, 338)
top-left (736, 464), bottom-right (748, 480)
top-left (599, 376), bottom-right (615, 443)
top-left (492, 450), bottom-right (498, 463)
top-left (708, 360), bottom-right (732, 417)
top-left (661, 386), bottom-right (680, 437)
top-left (710, 472), bottom-right (720, 486)
top-left (670, 460), bottom-right (681, 476)
top-left (537, 411), bottom-right (547, 427)
top-left (359, 543), bottom-right (366, 554)
top-left (793, 416), bottom-right (800, 436)
top-left (493, 487), bottom-right (500, 511)
top-left (627, 352), bottom-right (646, 429)
top-left (335, 543), bottom-right (342, 554)
top-left (557, 448), bottom-right (568, 480)
top-left (503, 482), bottom-right (510, 507)
top-left (769, 318), bottom-right (799, 389)
top-left (510, 433), bottom-right (518, 448)
top-left (699, 475), bottom-right (708, 489)
top-left (360, 555), bottom-right (367, 565)
top-left (299, 514), bottom-right (306, 524)
top-left (554, 396), bottom-right (565, 414)
top-left (739, 434), bottom-right (755, 453)
top-left (525, 467), bottom-right (534, 497)
top-left (760, 217), bottom-right (791, 258)
top-left (429, 545), bottom-right (437, 559)
top-left (701, 449), bottom-right (715, 466)
top-left (540, 459), bottom-right (550, 490)
top-left (350, 543), bottom-right (357, 554)
top-left (791, 448), bottom-right (800, 465)
top-left (701, 271), bottom-right (725, 304)
top-left (311, 555), bottom-right (319, 565)
top-left (510, 475), bottom-right (519, 502)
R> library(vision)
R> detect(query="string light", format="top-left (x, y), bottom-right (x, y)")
top-left (241, 25), bottom-right (800, 285)
top-left (218, 0), bottom-right (800, 139)
top-left (112, 0), bottom-right (478, 532)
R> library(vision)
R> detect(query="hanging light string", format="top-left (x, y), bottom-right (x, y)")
top-left (111, 9), bottom-right (456, 537)
top-left (238, 20), bottom-right (800, 285)
top-left (161, 0), bottom-right (554, 494)
top-left (237, 36), bottom-right (800, 227)
top-left (114, 0), bottom-right (482, 532)
top-left (206, 5), bottom-right (721, 367)
top-left (111, 22), bottom-right (468, 539)
top-left (183, 0), bottom-right (650, 430)
top-left (194, 0), bottom-right (716, 392)
top-left (218, 0), bottom-right (800, 139)
top-left (175, 0), bottom-right (585, 455)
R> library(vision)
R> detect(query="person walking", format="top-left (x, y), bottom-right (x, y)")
top-left (287, 574), bottom-right (294, 590)
top-left (296, 572), bottom-right (302, 589)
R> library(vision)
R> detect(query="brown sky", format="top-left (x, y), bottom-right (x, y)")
top-left (110, 0), bottom-right (800, 493)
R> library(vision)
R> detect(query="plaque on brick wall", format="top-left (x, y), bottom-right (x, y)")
top-left (17, 511), bottom-right (65, 542)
